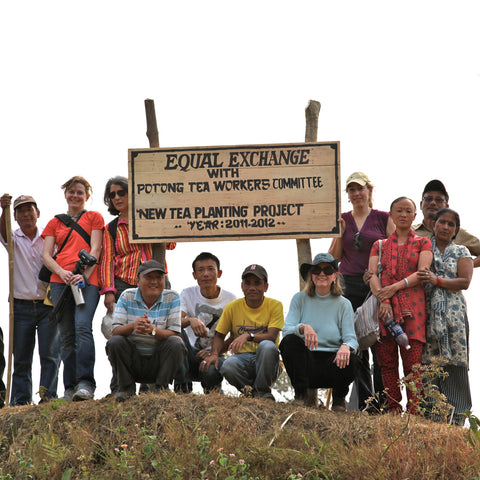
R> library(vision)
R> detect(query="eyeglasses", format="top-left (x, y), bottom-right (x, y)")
top-left (423, 195), bottom-right (446, 204)
top-left (353, 231), bottom-right (362, 251)
top-left (109, 189), bottom-right (127, 199)
top-left (311, 265), bottom-right (336, 276)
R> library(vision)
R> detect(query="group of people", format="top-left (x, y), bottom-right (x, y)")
top-left (327, 174), bottom-right (477, 424)
top-left (0, 173), bottom-right (476, 425)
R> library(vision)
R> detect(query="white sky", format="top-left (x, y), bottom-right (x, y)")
top-left (1, 1), bottom-right (479, 405)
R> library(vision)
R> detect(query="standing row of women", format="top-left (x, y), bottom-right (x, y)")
top-left (41, 175), bottom-right (174, 401)
top-left (281, 172), bottom-right (473, 425)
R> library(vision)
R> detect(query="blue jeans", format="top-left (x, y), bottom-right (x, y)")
top-left (220, 340), bottom-right (281, 395)
top-left (50, 282), bottom-right (99, 393)
top-left (11, 300), bottom-right (61, 405)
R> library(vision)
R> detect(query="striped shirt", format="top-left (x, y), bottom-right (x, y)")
top-left (99, 219), bottom-right (175, 295)
top-left (112, 287), bottom-right (181, 356)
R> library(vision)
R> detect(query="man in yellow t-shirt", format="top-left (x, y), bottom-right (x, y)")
top-left (200, 264), bottom-right (284, 400)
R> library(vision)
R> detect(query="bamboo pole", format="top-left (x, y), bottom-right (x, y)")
top-left (296, 100), bottom-right (320, 289)
top-left (144, 99), bottom-right (166, 265)
top-left (4, 203), bottom-right (14, 407)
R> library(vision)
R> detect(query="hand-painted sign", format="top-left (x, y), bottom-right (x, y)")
top-left (128, 142), bottom-right (341, 242)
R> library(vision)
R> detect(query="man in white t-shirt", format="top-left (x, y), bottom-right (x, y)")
top-left (174, 252), bottom-right (236, 393)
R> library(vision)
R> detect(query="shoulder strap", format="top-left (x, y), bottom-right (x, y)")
top-left (378, 240), bottom-right (383, 278)
top-left (107, 217), bottom-right (119, 244)
top-left (55, 211), bottom-right (91, 246)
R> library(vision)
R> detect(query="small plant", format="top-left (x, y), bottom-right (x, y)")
top-left (402, 362), bottom-right (452, 421)
top-left (465, 411), bottom-right (480, 448)
top-left (201, 448), bottom-right (250, 480)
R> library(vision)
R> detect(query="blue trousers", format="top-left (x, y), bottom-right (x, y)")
top-left (220, 340), bottom-right (281, 395)
top-left (11, 299), bottom-right (60, 405)
top-left (50, 282), bottom-right (99, 393)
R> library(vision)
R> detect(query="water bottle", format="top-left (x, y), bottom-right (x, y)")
top-left (71, 280), bottom-right (85, 306)
top-left (384, 314), bottom-right (411, 349)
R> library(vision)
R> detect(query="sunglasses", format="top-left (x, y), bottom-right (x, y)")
top-left (353, 231), bottom-right (362, 251)
top-left (109, 189), bottom-right (127, 199)
top-left (311, 265), bottom-right (336, 276)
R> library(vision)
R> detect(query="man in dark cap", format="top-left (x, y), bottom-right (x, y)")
top-left (200, 264), bottom-right (284, 400)
top-left (413, 180), bottom-right (480, 266)
top-left (106, 260), bottom-right (186, 401)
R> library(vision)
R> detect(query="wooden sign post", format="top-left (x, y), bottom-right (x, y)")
top-left (144, 99), bottom-right (166, 265)
top-left (297, 100), bottom-right (321, 289)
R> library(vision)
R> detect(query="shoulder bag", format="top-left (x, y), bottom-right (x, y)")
top-left (354, 240), bottom-right (383, 350)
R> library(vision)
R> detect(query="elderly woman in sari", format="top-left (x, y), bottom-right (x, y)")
top-left (418, 208), bottom-right (473, 425)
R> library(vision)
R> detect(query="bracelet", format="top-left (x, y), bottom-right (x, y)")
top-left (208, 352), bottom-right (219, 357)
top-left (436, 276), bottom-right (443, 287)
top-left (403, 278), bottom-right (409, 288)
top-left (381, 299), bottom-right (391, 304)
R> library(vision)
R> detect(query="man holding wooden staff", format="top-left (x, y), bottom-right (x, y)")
top-left (0, 194), bottom-right (61, 405)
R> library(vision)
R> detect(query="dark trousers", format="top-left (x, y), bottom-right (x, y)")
top-left (343, 274), bottom-right (385, 409)
top-left (174, 330), bottom-right (224, 393)
top-left (280, 334), bottom-right (358, 401)
top-left (106, 335), bottom-right (186, 391)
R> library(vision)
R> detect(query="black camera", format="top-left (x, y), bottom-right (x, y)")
top-left (78, 249), bottom-right (97, 267)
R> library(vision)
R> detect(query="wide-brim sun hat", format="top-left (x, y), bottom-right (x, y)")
top-left (300, 253), bottom-right (338, 281)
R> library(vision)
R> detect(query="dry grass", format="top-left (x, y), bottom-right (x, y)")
top-left (0, 392), bottom-right (478, 479)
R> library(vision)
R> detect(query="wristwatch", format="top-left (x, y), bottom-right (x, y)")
top-left (151, 327), bottom-right (156, 337)
top-left (248, 332), bottom-right (255, 341)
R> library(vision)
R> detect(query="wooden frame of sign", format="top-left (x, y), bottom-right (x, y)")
top-left (128, 141), bottom-right (341, 243)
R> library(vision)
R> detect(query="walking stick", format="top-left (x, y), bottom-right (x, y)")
top-left (4, 203), bottom-right (14, 407)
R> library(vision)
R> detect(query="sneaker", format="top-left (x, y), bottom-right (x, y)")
top-left (62, 388), bottom-right (75, 402)
top-left (73, 388), bottom-right (94, 402)
top-left (115, 390), bottom-right (135, 403)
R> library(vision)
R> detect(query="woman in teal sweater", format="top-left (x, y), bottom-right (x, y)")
top-left (280, 253), bottom-right (359, 411)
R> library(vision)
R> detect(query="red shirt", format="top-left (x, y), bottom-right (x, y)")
top-left (42, 211), bottom-right (104, 286)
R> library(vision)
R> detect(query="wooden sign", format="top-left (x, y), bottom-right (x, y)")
top-left (128, 142), bottom-right (341, 242)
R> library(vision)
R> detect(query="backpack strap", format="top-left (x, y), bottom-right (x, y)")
top-left (107, 217), bottom-right (119, 245)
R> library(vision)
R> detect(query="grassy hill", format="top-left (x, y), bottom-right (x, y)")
top-left (0, 392), bottom-right (479, 479)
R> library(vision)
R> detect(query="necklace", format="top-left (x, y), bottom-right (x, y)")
top-left (67, 209), bottom-right (86, 221)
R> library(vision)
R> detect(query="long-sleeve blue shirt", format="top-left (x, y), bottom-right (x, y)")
top-left (283, 291), bottom-right (358, 352)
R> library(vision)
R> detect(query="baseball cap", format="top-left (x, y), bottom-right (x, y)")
top-left (137, 260), bottom-right (166, 276)
top-left (300, 253), bottom-right (338, 281)
top-left (422, 180), bottom-right (449, 202)
top-left (345, 172), bottom-right (371, 189)
top-left (241, 264), bottom-right (268, 282)
top-left (13, 195), bottom-right (37, 210)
